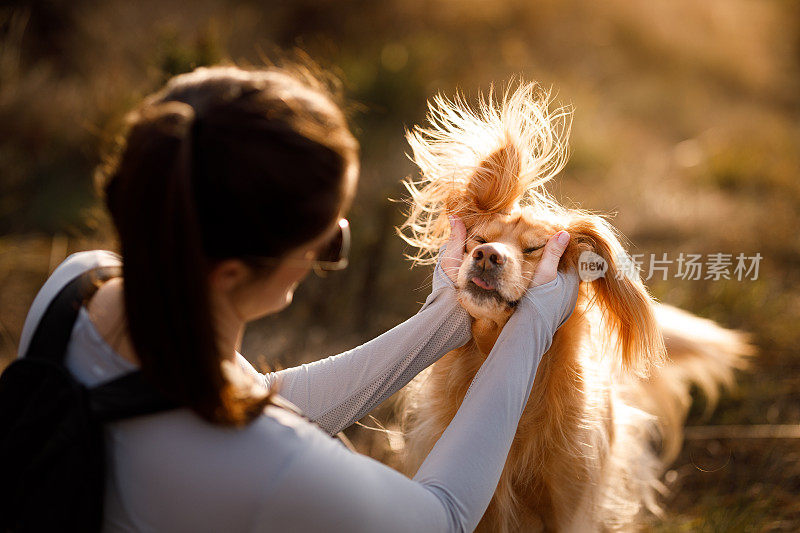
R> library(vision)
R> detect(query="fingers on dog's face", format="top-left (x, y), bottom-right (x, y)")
top-left (457, 210), bottom-right (557, 319)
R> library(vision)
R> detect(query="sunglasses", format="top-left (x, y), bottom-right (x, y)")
top-left (310, 218), bottom-right (350, 273)
top-left (256, 218), bottom-right (350, 276)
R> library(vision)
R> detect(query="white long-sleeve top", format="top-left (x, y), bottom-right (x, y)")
top-left (18, 249), bottom-right (578, 533)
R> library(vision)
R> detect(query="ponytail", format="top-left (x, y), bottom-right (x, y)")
top-left (105, 101), bottom-right (271, 425)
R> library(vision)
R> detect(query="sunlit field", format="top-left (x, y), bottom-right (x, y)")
top-left (1, 1), bottom-right (798, 528)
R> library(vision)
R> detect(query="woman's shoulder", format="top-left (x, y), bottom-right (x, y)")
top-left (18, 249), bottom-right (122, 358)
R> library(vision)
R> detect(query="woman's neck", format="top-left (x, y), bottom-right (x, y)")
top-left (87, 277), bottom-right (242, 366)
top-left (209, 292), bottom-right (246, 362)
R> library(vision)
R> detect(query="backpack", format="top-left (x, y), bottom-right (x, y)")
top-left (0, 266), bottom-right (176, 533)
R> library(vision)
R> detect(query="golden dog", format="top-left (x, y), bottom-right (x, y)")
top-left (398, 83), bottom-right (752, 531)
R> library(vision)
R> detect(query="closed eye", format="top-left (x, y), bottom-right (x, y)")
top-left (473, 236), bottom-right (487, 244)
top-left (523, 244), bottom-right (545, 254)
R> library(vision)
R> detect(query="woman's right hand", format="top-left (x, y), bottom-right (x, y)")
top-left (441, 215), bottom-right (467, 284)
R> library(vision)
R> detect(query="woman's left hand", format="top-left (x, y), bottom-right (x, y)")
top-left (529, 231), bottom-right (571, 287)
top-left (442, 215), bottom-right (467, 283)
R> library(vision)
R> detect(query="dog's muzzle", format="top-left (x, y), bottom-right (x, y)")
top-left (465, 243), bottom-right (519, 306)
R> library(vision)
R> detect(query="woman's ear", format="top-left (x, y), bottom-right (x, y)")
top-left (566, 215), bottom-right (666, 376)
top-left (208, 259), bottom-right (254, 294)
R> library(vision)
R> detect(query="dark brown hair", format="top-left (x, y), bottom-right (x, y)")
top-left (98, 66), bottom-right (359, 425)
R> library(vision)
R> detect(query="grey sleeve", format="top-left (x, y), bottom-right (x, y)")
top-left (263, 259), bottom-right (472, 435)
top-left (411, 271), bottom-right (579, 529)
top-left (258, 271), bottom-right (580, 533)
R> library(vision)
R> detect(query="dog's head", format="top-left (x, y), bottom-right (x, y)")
top-left (400, 82), bottom-right (665, 376)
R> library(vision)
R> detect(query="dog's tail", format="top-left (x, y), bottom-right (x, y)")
top-left (631, 303), bottom-right (755, 463)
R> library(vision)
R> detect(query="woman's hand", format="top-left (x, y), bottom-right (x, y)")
top-left (529, 231), bottom-right (570, 287)
top-left (441, 215), bottom-right (467, 283)
top-left (524, 231), bottom-right (578, 329)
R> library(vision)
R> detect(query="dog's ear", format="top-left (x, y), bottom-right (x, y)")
top-left (565, 214), bottom-right (666, 376)
top-left (465, 144), bottom-right (525, 215)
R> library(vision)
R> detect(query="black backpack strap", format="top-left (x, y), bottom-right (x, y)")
top-left (89, 371), bottom-right (177, 423)
top-left (24, 264), bottom-right (176, 422)
top-left (25, 265), bottom-right (122, 364)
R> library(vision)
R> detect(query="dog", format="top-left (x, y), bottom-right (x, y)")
top-left (397, 83), bottom-right (753, 531)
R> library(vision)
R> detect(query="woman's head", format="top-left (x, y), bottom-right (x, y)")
top-left (99, 65), bottom-right (359, 425)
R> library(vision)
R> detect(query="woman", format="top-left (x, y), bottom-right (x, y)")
top-left (18, 65), bottom-right (577, 532)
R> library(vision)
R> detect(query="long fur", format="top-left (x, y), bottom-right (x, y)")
top-left (399, 81), bottom-right (572, 265)
top-left (398, 82), bottom-right (753, 531)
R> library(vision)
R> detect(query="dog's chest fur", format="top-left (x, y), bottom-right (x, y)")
top-left (406, 306), bottom-right (617, 531)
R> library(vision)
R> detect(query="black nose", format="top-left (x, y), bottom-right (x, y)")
top-left (472, 244), bottom-right (506, 270)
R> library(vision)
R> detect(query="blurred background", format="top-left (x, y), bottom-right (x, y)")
top-left (1, 0), bottom-right (798, 528)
